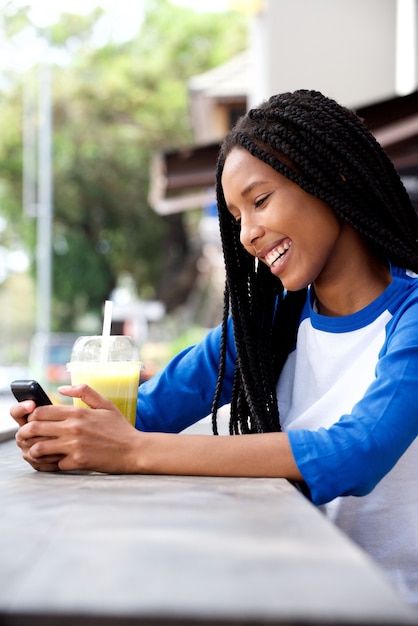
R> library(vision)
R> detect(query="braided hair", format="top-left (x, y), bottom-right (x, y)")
top-left (210, 89), bottom-right (418, 436)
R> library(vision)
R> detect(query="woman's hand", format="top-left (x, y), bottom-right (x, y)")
top-left (11, 385), bottom-right (303, 481)
top-left (10, 385), bottom-right (142, 474)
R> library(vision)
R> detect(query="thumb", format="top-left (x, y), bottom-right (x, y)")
top-left (58, 384), bottom-right (115, 411)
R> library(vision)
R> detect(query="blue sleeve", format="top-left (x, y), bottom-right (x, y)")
top-left (135, 318), bottom-right (236, 433)
top-left (288, 301), bottom-right (418, 505)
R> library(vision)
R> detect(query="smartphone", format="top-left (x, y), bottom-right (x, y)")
top-left (11, 380), bottom-right (52, 406)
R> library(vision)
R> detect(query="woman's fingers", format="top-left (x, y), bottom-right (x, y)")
top-left (15, 430), bottom-right (64, 472)
top-left (9, 400), bottom-right (36, 427)
top-left (58, 384), bottom-right (118, 411)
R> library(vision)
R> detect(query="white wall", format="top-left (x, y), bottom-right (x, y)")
top-left (248, 0), bottom-right (399, 109)
top-left (396, 0), bottom-right (418, 94)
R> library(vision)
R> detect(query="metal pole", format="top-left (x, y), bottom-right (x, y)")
top-left (36, 60), bottom-right (52, 336)
top-left (22, 70), bottom-right (37, 218)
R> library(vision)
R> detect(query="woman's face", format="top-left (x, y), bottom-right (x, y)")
top-left (221, 148), bottom-right (344, 292)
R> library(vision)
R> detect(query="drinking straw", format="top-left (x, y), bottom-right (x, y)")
top-left (100, 299), bottom-right (113, 362)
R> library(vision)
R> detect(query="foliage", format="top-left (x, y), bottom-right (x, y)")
top-left (0, 0), bottom-right (247, 330)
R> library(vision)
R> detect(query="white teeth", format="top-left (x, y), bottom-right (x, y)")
top-left (265, 242), bottom-right (291, 267)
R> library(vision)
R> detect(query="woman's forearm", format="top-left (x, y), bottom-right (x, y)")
top-left (135, 430), bottom-right (303, 480)
top-left (11, 385), bottom-right (303, 481)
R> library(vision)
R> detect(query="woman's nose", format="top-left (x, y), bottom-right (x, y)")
top-left (240, 219), bottom-right (264, 251)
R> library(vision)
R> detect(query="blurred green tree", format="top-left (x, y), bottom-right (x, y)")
top-left (0, 0), bottom-right (246, 330)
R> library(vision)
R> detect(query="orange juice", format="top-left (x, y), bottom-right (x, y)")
top-left (70, 362), bottom-right (140, 426)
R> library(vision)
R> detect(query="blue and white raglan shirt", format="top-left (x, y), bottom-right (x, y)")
top-left (136, 265), bottom-right (418, 610)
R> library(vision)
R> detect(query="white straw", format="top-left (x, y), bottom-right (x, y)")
top-left (100, 299), bottom-right (113, 362)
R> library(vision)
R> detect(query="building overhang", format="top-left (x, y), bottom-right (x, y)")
top-left (148, 90), bottom-right (418, 215)
top-left (148, 143), bottom-right (220, 215)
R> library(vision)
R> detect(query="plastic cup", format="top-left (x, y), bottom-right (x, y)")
top-left (67, 335), bottom-right (141, 426)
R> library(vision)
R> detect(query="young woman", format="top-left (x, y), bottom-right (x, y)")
top-left (11, 90), bottom-right (418, 610)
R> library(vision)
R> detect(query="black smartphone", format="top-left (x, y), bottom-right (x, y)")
top-left (10, 380), bottom-right (52, 406)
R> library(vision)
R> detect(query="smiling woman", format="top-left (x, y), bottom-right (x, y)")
top-left (10, 89), bottom-right (418, 613)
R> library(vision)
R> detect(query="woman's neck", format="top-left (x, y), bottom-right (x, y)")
top-left (313, 225), bottom-right (391, 317)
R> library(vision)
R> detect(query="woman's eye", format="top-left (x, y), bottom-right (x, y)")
top-left (229, 214), bottom-right (241, 227)
top-left (255, 195), bottom-right (269, 208)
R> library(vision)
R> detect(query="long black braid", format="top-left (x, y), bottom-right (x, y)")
top-left (210, 89), bottom-right (418, 436)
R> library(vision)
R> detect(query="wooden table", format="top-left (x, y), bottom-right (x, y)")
top-left (0, 436), bottom-right (415, 626)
